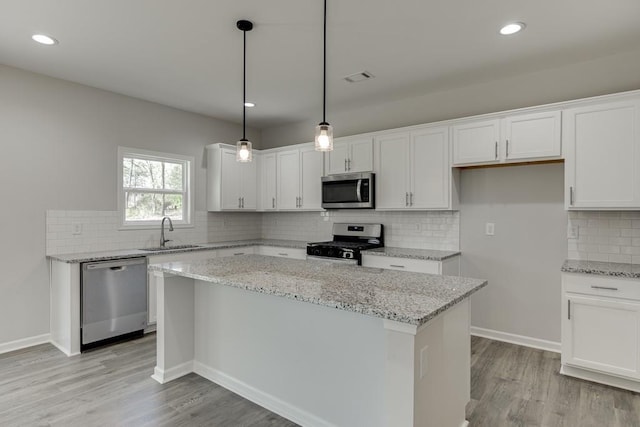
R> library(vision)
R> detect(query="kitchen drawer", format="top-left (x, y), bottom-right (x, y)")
top-left (257, 246), bottom-right (306, 260)
top-left (217, 246), bottom-right (255, 258)
top-left (562, 273), bottom-right (640, 301)
top-left (361, 255), bottom-right (441, 274)
top-left (147, 249), bottom-right (218, 264)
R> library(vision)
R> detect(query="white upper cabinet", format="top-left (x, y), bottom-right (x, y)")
top-left (207, 144), bottom-right (257, 211)
top-left (452, 110), bottom-right (562, 166)
top-left (564, 97), bottom-right (640, 209)
top-left (375, 126), bottom-right (457, 210)
top-left (503, 110), bottom-right (561, 161)
top-left (277, 145), bottom-right (324, 211)
top-left (326, 136), bottom-right (373, 174)
top-left (260, 152), bottom-right (277, 211)
top-left (452, 119), bottom-right (501, 166)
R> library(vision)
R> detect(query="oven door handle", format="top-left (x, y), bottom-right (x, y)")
top-left (356, 179), bottom-right (363, 202)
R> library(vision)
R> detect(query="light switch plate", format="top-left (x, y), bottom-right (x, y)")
top-left (485, 222), bottom-right (495, 236)
top-left (72, 223), bottom-right (82, 235)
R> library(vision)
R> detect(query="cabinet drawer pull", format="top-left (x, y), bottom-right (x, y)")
top-left (569, 186), bottom-right (574, 205)
top-left (348, 158), bottom-right (352, 171)
top-left (390, 264), bottom-right (405, 268)
top-left (278, 253), bottom-right (289, 256)
top-left (590, 285), bottom-right (618, 291)
top-left (272, 197), bottom-right (275, 209)
top-left (505, 139), bottom-right (509, 158)
top-left (410, 192), bottom-right (414, 206)
top-left (495, 141), bottom-right (498, 159)
top-left (405, 192), bottom-right (409, 207)
top-left (233, 252), bottom-right (245, 256)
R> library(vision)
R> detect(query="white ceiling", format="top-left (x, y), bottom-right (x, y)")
top-left (1, 0), bottom-right (639, 129)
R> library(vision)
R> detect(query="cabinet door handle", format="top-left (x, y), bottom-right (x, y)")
top-left (241, 197), bottom-right (244, 208)
top-left (568, 300), bottom-right (570, 320)
top-left (238, 197), bottom-right (242, 208)
top-left (569, 186), bottom-right (574, 206)
top-left (410, 192), bottom-right (414, 206)
top-left (272, 197), bottom-right (275, 209)
top-left (591, 285), bottom-right (619, 291)
top-left (495, 141), bottom-right (498, 159)
top-left (390, 264), bottom-right (405, 268)
top-left (405, 192), bottom-right (409, 207)
top-left (278, 253), bottom-right (288, 256)
top-left (299, 196), bottom-right (302, 208)
top-left (345, 158), bottom-right (348, 171)
top-left (506, 139), bottom-right (509, 158)
top-left (348, 158), bottom-right (352, 171)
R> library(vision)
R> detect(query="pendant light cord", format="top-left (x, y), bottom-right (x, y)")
top-left (242, 28), bottom-right (247, 140)
top-left (322, 0), bottom-right (327, 124)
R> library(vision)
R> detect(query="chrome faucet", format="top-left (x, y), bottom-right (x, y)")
top-left (160, 216), bottom-right (174, 247)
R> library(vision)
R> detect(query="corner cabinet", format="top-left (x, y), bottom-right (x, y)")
top-left (206, 144), bottom-right (257, 211)
top-left (325, 136), bottom-right (373, 174)
top-left (564, 97), bottom-right (640, 209)
top-left (375, 126), bottom-right (458, 210)
top-left (452, 110), bottom-right (562, 166)
top-left (277, 145), bottom-right (323, 211)
top-left (561, 272), bottom-right (640, 392)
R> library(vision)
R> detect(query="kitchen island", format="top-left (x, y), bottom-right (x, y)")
top-left (149, 255), bottom-right (487, 427)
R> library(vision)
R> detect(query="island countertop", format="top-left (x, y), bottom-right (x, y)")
top-left (149, 254), bottom-right (487, 326)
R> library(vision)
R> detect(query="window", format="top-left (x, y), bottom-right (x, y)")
top-left (117, 147), bottom-right (194, 228)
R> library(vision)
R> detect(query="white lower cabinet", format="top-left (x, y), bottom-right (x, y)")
top-left (361, 255), bottom-right (460, 276)
top-left (561, 273), bottom-right (640, 391)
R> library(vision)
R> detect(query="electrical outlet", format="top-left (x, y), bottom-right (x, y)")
top-left (72, 223), bottom-right (82, 235)
top-left (485, 222), bottom-right (495, 236)
top-left (567, 225), bottom-right (579, 239)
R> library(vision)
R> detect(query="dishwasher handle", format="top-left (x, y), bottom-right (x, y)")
top-left (83, 257), bottom-right (146, 271)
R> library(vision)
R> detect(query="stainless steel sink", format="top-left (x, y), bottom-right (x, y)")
top-left (139, 244), bottom-right (202, 252)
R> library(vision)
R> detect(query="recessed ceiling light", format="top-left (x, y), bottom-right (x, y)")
top-left (32, 34), bottom-right (58, 45)
top-left (499, 22), bottom-right (525, 35)
top-left (244, 102), bottom-right (255, 108)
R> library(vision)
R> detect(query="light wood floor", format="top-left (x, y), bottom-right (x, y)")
top-left (467, 336), bottom-right (640, 427)
top-left (1, 334), bottom-right (639, 426)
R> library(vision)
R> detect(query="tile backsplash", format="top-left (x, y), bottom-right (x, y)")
top-left (567, 211), bottom-right (640, 264)
top-left (262, 210), bottom-right (460, 251)
top-left (46, 210), bottom-right (261, 255)
top-left (46, 209), bottom-right (459, 255)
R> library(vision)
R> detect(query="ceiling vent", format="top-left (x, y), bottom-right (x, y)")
top-left (344, 71), bottom-right (375, 83)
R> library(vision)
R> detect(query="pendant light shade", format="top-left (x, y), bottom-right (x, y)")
top-left (236, 19), bottom-right (253, 162)
top-left (315, 0), bottom-right (333, 152)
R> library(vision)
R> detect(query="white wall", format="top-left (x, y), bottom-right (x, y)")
top-left (261, 47), bottom-right (640, 148)
top-left (460, 164), bottom-right (567, 344)
top-left (0, 64), bottom-right (258, 346)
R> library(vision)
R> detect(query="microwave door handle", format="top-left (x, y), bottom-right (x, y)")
top-left (356, 179), bottom-right (363, 202)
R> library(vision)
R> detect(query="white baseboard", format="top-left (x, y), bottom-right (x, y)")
top-left (470, 326), bottom-right (561, 353)
top-left (151, 361), bottom-right (194, 384)
top-left (193, 361), bottom-right (336, 427)
top-left (0, 333), bottom-right (51, 355)
top-left (49, 339), bottom-right (80, 357)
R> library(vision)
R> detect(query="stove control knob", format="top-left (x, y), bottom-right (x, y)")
top-left (343, 252), bottom-right (353, 259)
top-left (327, 248), bottom-right (337, 257)
top-left (312, 248), bottom-right (322, 256)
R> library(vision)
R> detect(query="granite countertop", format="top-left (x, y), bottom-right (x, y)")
top-left (362, 247), bottom-right (460, 261)
top-left (48, 239), bottom-right (308, 263)
top-left (561, 259), bottom-right (640, 279)
top-left (149, 255), bottom-right (487, 326)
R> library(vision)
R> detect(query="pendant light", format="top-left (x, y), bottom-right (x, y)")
top-left (236, 20), bottom-right (253, 162)
top-left (315, 0), bottom-right (333, 152)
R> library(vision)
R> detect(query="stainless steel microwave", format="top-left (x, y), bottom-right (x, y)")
top-left (321, 172), bottom-right (375, 209)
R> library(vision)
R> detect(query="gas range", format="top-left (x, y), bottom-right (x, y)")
top-left (307, 223), bottom-right (383, 265)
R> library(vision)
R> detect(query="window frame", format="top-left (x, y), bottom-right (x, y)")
top-left (117, 146), bottom-right (195, 229)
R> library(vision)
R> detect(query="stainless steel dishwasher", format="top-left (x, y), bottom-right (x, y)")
top-left (81, 257), bottom-right (147, 351)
